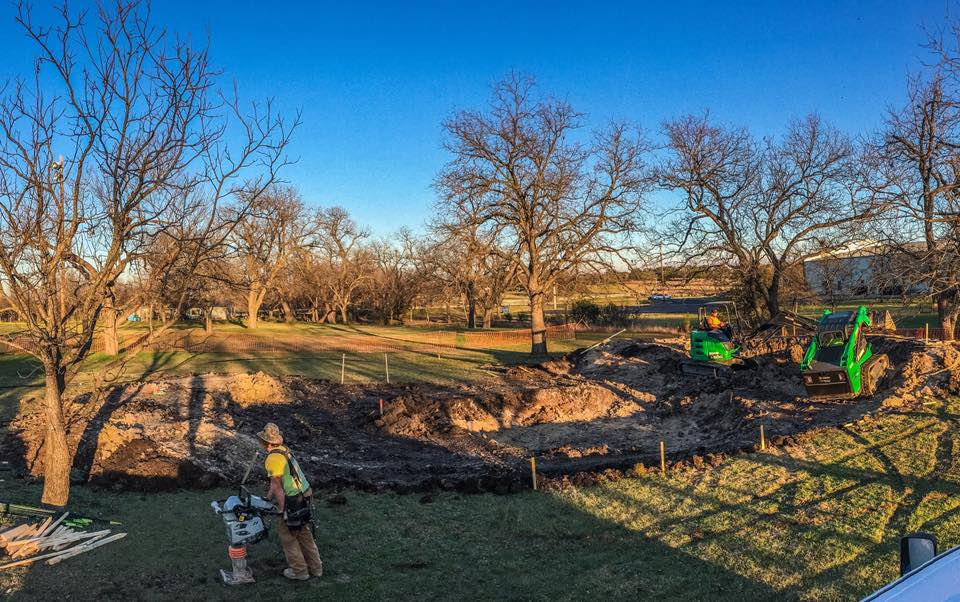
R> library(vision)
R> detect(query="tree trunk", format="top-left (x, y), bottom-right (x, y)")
top-left (939, 297), bottom-right (959, 341)
top-left (148, 302), bottom-right (154, 334)
top-left (281, 298), bottom-right (295, 324)
top-left (530, 292), bottom-right (548, 355)
top-left (765, 274), bottom-right (782, 318)
top-left (482, 307), bottom-right (494, 329)
top-left (204, 307), bottom-right (214, 335)
top-left (465, 281), bottom-right (477, 329)
top-left (339, 301), bottom-right (349, 324)
top-left (101, 309), bottom-right (120, 356)
top-left (41, 368), bottom-right (71, 507)
top-left (744, 274), bottom-right (765, 321)
top-left (247, 286), bottom-right (262, 329)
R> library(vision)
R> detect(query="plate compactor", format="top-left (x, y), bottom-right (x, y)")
top-left (800, 305), bottom-right (890, 400)
top-left (211, 486), bottom-right (279, 585)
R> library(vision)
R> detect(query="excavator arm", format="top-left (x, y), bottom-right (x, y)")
top-left (744, 310), bottom-right (820, 344)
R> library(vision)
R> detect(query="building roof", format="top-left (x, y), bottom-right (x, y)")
top-left (805, 241), bottom-right (926, 263)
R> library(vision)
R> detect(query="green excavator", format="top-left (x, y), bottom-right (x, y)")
top-left (683, 301), bottom-right (890, 399)
top-left (799, 305), bottom-right (889, 399)
top-left (682, 301), bottom-right (817, 377)
top-left (683, 302), bottom-right (750, 376)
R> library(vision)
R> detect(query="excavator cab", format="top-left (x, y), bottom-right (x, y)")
top-left (800, 305), bottom-right (889, 399)
top-left (684, 302), bottom-right (750, 376)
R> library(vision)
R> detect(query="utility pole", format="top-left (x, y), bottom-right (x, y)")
top-left (659, 243), bottom-right (665, 285)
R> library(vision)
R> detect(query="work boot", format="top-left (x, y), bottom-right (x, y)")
top-left (283, 568), bottom-right (309, 581)
top-left (310, 561), bottom-right (323, 578)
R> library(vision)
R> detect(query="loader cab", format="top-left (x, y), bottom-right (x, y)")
top-left (812, 311), bottom-right (855, 364)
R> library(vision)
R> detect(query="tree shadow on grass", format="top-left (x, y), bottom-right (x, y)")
top-left (3, 480), bottom-right (781, 601)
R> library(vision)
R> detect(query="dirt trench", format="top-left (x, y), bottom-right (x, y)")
top-left (3, 336), bottom-right (957, 494)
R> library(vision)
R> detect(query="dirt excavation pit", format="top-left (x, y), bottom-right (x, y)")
top-left (4, 335), bottom-right (959, 494)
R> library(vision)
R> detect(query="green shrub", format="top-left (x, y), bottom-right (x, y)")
top-left (599, 303), bottom-right (629, 326)
top-left (571, 300), bottom-right (601, 324)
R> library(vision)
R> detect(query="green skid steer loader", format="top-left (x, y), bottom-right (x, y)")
top-left (800, 305), bottom-right (890, 399)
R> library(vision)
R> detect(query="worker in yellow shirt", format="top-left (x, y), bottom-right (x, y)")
top-left (258, 422), bottom-right (323, 581)
top-left (705, 308), bottom-right (732, 340)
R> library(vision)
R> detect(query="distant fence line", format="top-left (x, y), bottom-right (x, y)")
top-left (889, 327), bottom-right (947, 341)
top-left (0, 322), bottom-right (949, 356)
top-left (98, 323), bottom-right (581, 354)
top-left (0, 323), bottom-right (582, 356)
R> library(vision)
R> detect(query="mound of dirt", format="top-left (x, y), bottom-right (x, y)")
top-left (517, 384), bottom-right (637, 426)
top-left (229, 371), bottom-right (285, 406)
top-left (380, 382), bottom-right (637, 438)
top-left (8, 375), bottom-right (261, 491)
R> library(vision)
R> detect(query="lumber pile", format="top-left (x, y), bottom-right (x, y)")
top-left (0, 513), bottom-right (126, 570)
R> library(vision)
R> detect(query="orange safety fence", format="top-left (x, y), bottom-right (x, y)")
top-left (889, 327), bottom-right (946, 341)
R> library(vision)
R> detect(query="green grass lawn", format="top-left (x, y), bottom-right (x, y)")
top-left (2, 392), bottom-right (956, 600)
top-left (0, 329), bottom-right (610, 389)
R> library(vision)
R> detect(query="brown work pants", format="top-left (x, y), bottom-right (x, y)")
top-left (278, 520), bottom-right (323, 576)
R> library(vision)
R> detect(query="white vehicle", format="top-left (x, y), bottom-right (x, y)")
top-left (648, 293), bottom-right (673, 302)
top-left (863, 533), bottom-right (954, 601)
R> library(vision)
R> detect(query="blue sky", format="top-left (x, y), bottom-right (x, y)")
top-left (0, 1), bottom-right (950, 234)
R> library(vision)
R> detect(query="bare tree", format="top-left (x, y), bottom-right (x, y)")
top-left (660, 113), bottom-right (874, 319)
top-left (363, 230), bottom-right (423, 325)
top-left (877, 66), bottom-right (960, 338)
top-left (229, 186), bottom-right (314, 329)
top-left (288, 249), bottom-right (335, 323)
top-left (316, 207), bottom-right (371, 323)
top-left (427, 218), bottom-right (518, 328)
top-left (437, 74), bottom-right (650, 353)
top-left (0, 2), bottom-right (295, 505)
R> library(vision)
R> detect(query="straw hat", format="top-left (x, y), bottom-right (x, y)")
top-left (257, 422), bottom-right (283, 445)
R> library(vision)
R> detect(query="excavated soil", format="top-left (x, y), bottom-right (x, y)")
top-left (3, 336), bottom-right (958, 494)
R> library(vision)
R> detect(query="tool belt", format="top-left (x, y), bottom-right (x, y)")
top-left (283, 490), bottom-right (312, 530)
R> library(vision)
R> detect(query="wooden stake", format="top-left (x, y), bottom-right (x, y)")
top-left (530, 457), bottom-right (538, 490)
top-left (760, 424), bottom-right (766, 451)
top-left (34, 517), bottom-right (51, 537)
top-left (40, 513), bottom-right (69, 538)
top-left (384, 353), bottom-right (390, 384)
top-left (340, 353), bottom-right (346, 384)
top-left (660, 440), bottom-right (666, 475)
top-left (0, 532), bottom-right (124, 570)
top-left (47, 532), bottom-right (126, 565)
top-left (0, 548), bottom-right (66, 570)
top-left (379, 398), bottom-right (384, 417)
top-left (925, 323), bottom-right (930, 342)
top-left (0, 524), bottom-right (31, 542)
